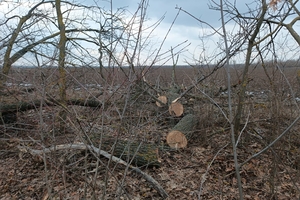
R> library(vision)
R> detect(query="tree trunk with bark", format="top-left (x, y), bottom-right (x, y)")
top-left (166, 114), bottom-right (198, 149)
top-left (88, 134), bottom-right (161, 167)
top-left (0, 98), bottom-right (104, 124)
top-left (55, 0), bottom-right (67, 132)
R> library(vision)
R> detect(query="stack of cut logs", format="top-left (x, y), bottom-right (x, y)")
top-left (155, 87), bottom-right (198, 149)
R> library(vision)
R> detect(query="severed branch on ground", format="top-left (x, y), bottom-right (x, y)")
top-left (17, 143), bottom-right (169, 199)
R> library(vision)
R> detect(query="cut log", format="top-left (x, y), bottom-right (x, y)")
top-left (0, 100), bottom-right (44, 124)
top-left (166, 130), bottom-right (187, 149)
top-left (156, 86), bottom-right (184, 117)
top-left (0, 98), bottom-right (103, 113)
top-left (1, 111), bottom-right (17, 124)
top-left (88, 135), bottom-right (161, 167)
top-left (156, 95), bottom-right (167, 107)
top-left (166, 114), bottom-right (198, 149)
top-left (168, 102), bottom-right (184, 117)
top-left (167, 86), bottom-right (184, 117)
top-left (17, 143), bottom-right (168, 198)
top-left (156, 94), bottom-right (184, 117)
top-left (0, 98), bottom-right (104, 124)
top-left (106, 139), bottom-right (160, 167)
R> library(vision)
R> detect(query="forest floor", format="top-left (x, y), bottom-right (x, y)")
top-left (1, 65), bottom-right (300, 199)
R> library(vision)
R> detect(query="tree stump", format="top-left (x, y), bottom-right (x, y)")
top-left (166, 114), bottom-right (198, 149)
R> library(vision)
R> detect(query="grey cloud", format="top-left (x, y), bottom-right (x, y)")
top-left (146, 0), bottom-right (220, 27)
top-left (86, 0), bottom-right (257, 29)
top-left (86, 0), bottom-right (220, 27)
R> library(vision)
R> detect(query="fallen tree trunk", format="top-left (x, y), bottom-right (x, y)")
top-left (0, 100), bottom-right (46, 124)
top-left (87, 135), bottom-right (161, 167)
top-left (0, 98), bottom-right (104, 123)
top-left (0, 100), bottom-right (46, 113)
top-left (0, 98), bottom-right (103, 113)
top-left (166, 114), bottom-right (198, 149)
top-left (17, 143), bottom-right (168, 199)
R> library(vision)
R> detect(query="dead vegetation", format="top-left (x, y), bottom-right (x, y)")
top-left (1, 66), bottom-right (300, 199)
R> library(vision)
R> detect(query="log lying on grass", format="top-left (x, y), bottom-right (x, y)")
top-left (166, 114), bottom-right (198, 149)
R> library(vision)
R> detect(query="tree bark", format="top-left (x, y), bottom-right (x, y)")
top-left (0, 98), bottom-right (104, 124)
top-left (0, 2), bottom-right (46, 88)
top-left (166, 114), bottom-right (198, 148)
top-left (17, 143), bottom-right (167, 198)
top-left (88, 134), bottom-right (161, 167)
top-left (55, 0), bottom-right (67, 132)
top-left (234, 2), bottom-right (267, 135)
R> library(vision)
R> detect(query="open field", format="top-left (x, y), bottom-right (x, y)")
top-left (1, 65), bottom-right (300, 199)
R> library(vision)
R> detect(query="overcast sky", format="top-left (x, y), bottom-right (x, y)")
top-left (1, 0), bottom-right (299, 66)
top-left (86, 0), bottom-right (221, 65)
top-left (85, 0), bottom-right (269, 65)
top-left (1, 0), bottom-right (217, 66)
top-left (123, 0), bottom-right (300, 65)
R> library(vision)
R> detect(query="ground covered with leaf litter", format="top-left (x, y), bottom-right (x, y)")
top-left (1, 66), bottom-right (300, 199)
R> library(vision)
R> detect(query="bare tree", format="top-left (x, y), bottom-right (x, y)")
top-left (55, 0), bottom-right (67, 130)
